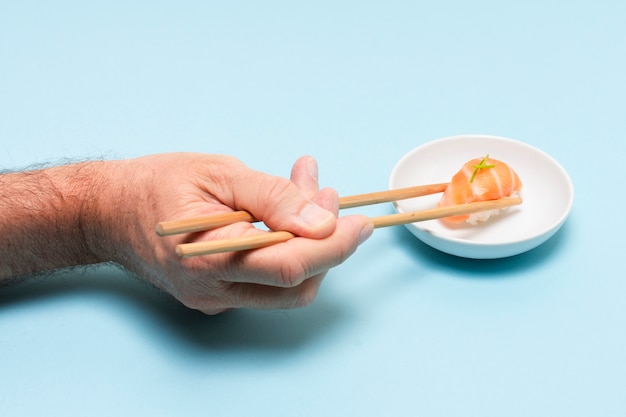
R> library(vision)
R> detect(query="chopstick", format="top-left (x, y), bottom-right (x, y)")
top-left (155, 182), bottom-right (450, 236)
top-left (175, 197), bottom-right (522, 258)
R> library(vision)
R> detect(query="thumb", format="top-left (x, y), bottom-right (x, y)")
top-left (224, 163), bottom-right (337, 239)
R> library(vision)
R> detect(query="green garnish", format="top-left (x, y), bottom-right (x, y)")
top-left (470, 154), bottom-right (495, 183)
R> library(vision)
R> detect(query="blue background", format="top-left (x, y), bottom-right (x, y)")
top-left (1, 1), bottom-right (624, 416)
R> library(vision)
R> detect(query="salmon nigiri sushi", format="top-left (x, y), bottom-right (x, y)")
top-left (438, 154), bottom-right (522, 224)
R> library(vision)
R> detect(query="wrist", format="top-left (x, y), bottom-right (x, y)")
top-left (0, 162), bottom-right (108, 279)
top-left (79, 158), bottom-right (161, 275)
top-left (78, 160), bottom-right (135, 266)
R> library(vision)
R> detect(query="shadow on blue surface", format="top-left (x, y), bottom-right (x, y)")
top-left (393, 219), bottom-right (573, 278)
top-left (0, 220), bottom-right (572, 355)
top-left (0, 265), bottom-right (346, 355)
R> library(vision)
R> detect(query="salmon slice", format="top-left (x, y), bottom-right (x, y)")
top-left (438, 155), bottom-right (522, 224)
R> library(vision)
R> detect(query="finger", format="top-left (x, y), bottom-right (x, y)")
top-left (218, 214), bottom-right (373, 288)
top-left (208, 274), bottom-right (327, 312)
top-left (200, 307), bottom-right (230, 315)
top-left (289, 155), bottom-right (320, 200)
top-left (312, 187), bottom-right (339, 216)
top-left (219, 160), bottom-right (336, 239)
top-left (290, 156), bottom-right (339, 214)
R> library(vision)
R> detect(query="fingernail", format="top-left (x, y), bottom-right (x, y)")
top-left (307, 157), bottom-right (319, 181)
top-left (300, 203), bottom-right (334, 227)
top-left (358, 222), bottom-right (374, 245)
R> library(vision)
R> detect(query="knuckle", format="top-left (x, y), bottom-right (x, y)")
top-left (178, 294), bottom-right (211, 311)
top-left (291, 282), bottom-right (320, 308)
top-left (277, 256), bottom-right (310, 288)
top-left (175, 280), bottom-right (233, 312)
top-left (263, 177), bottom-right (297, 210)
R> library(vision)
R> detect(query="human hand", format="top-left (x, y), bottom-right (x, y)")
top-left (88, 153), bottom-right (373, 314)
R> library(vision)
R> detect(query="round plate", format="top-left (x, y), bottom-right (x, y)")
top-left (389, 134), bottom-right (574, 259)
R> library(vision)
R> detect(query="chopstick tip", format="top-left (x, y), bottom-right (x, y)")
top-left (175, 245), bottom-right (187, 258)
top-left (155, 223), bottom-right (166, 236)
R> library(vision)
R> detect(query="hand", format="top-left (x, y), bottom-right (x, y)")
top-left (89, 153), bottom-right (373, 314)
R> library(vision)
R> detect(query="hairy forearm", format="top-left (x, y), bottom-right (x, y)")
top-left (0, 162), bottom-right (110, 281)
top-left (0, 153), bottom-right (372, 312)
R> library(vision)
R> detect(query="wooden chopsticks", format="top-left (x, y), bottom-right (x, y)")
top-left (174, 197), bottom-right (522, 257)
top-left (155, 183), bottom-right (523, 258)
top-left (155, 182), bottom-right (450, 236)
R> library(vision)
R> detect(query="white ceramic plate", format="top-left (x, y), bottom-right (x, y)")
top-left (389, 134), bottom-right (574, 259)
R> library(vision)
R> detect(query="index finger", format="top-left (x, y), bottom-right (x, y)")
top-left (209, 214), bottom-right (373, 288)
